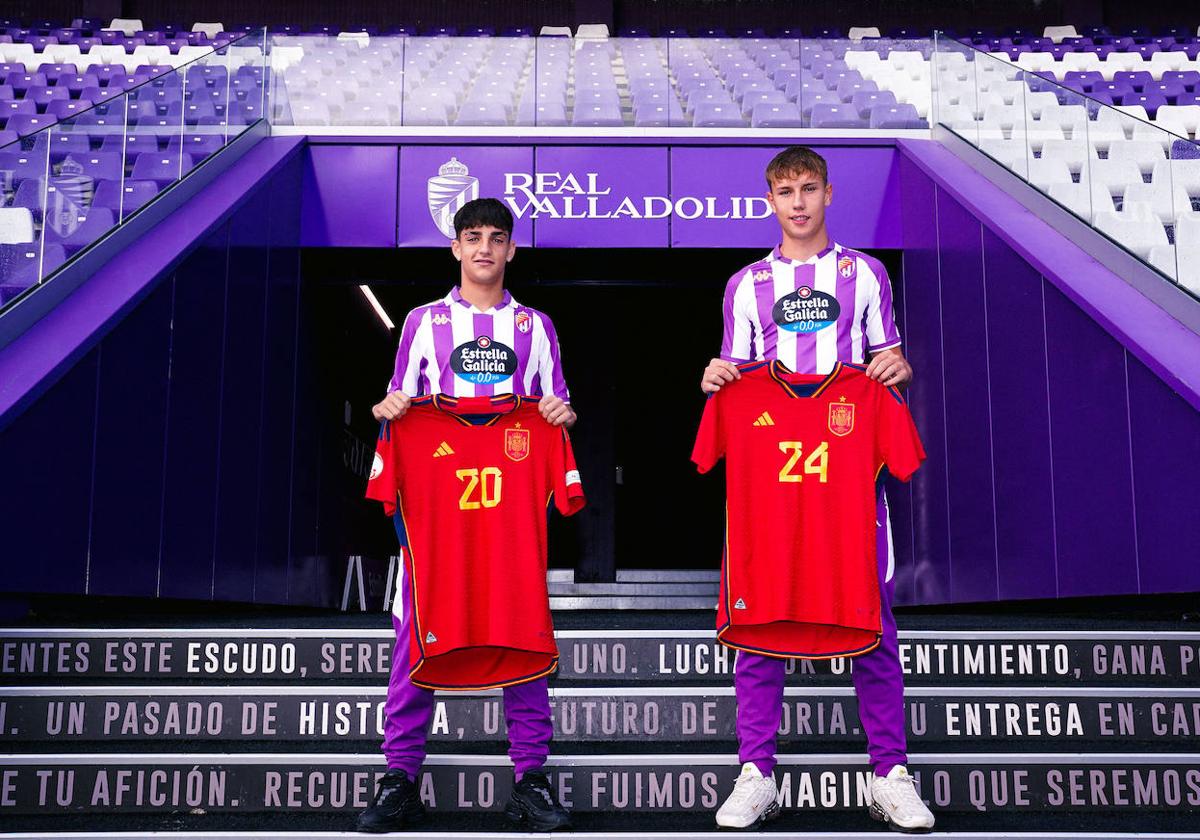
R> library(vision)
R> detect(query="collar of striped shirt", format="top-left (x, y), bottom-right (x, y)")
top-left (446, 285), bottom-right (515, 313)
top-left (770, 242), bottom-right (838, 265)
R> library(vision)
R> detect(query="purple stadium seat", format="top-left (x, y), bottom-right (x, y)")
top-left (870, 103), bottom-right (926, 128)
top-left (1162, 71), bottom-right (1200, 90)
top-left (1120, 92), bottom-right (1167, 117)
top-left (11, 179), bottom-right (46, 216)
top-left (91, 178), bottom-right (158, 214)
top-left (0, 149), bottom-right (48, 181)
top-left (571, 103), bottom-right (624, 127)
top-left (101, 131), bottom-right (158, 156)
top-left (1177, 92), bottom-right (1200, 107)
top-left (1144, 81), bottom-right (1188, 102)
top-left (798, 89), bottom-right (842, 117)
top-left (1094, 81), bottom-right (1134, 99)
top-left (1134, 44), bottom-right (1161, 60)
top-left (851, 90), bottom-right (897, 118)
top-left (65, 151), bottom-right (122, 181)
top-left (131, 151), bottom-right (192, 186)
top-left (809, 103), bottom-right (867, 128)
top-left (46, 99), bottom-right (94, 121)
top-left (0, 128), bottom-right (17, 147)
top-left (836, 78), bottom-right (878, 100)
top-left (6, 113), bottom-right (56, 136)
top-left (45, 206), bottom-right (115, 254)
top-left (56, 73), bottom-right (99, 95)
top-left (36, 63), bottom-right (77, 82)
top-left (751, 102), bottom-right (803, 128)
top-left (166, 133), bottom-right (224, 159)
top-left (27, 85), bottom-right (71, 107)
top-left (1170, 44), bottom-right (1200, 60)
top-left (4, 71), bottom-right (46, 95)
top-left (1088, 91), bottom-right (1115, 106)
top-left (227, 101), bottom-right (262, 124)
top-left (29, 129), bottom-right (89, 156)
top-left (691, 102), bottom-right (748, 127)
top-left (632, 101), bottom-right (683, 127)
top-left (1113, 70), bottom-right (1153, 92)
top-left (78, 86), bottom-right (123, 105)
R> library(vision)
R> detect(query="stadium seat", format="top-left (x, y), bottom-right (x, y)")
top-left (869, 103), bottom-right (925, 128)
top-left (1028, 157), bottom-right (1074, 189)
top-left (1094, 210), bottom-right (1168, 258)
top-left (1121, 181), bottom-right (1191, 222)
top-left (750, 102), bottom-right (803, 128)
top-left (0, 206), bottom-right (34, 243)
top-left (44, 206), bottom-right (115, 254)
top-left (810, 103), bottom-right (868, 129)
top-left (847, 27), bottom-right (882, 42)
top-left (1107, 139), bottom-right (1167, 174)
top-left (1152, 158), bottom-right (1200, 195)
top-left (691, 102), bottom-right (747, 127)
top-left (91, 178), bottom-right (158, 215)
top-left (130, 152), bottom-right (193, 186)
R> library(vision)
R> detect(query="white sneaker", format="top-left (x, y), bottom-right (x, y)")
top-left (715, 762), bottom-right (781, 829)
top-left (869, 765), bottom-right (936, 833)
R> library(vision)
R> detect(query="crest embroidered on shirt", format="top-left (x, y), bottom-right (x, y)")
top-left (504, 424), bottom-right (530, 462)
top-left (734, 598), bottom-right (747, 610)
top-left (838, 255), bottom-right (856, 278)
top-left (425, 631), bottom-right (438, 643)
top-left (828, 397), bottom-right (856, 437)
top-left (515, 311), bottom-right (533, 334)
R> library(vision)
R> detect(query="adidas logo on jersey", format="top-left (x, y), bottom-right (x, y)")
top-left (752, 412), bottom-right (775, 427)
top-left (432, 442), bottom-right (455, 458)
top-left (734, 598), bottom-right (747, 610)
top-left (425, 631), bottom-right (438, 643)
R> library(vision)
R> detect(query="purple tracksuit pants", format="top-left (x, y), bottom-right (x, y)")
top-left (734, 493), bottom-right (907, 778)
top-left (381, 545), bottom-right (554, 781)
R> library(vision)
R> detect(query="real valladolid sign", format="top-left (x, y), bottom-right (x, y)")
top-left (427, 156), bottom-right (771, 236)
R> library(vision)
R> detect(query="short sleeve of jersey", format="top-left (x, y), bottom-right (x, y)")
top-left (876, 388), bottom-right (925, 482)
top-left (691, 393), bottom-right (726, 474)
top-left (863, 256), bottom-right (902, 353)
top-left (365, 421), bottom-right (400, 516)
top-left (551, 427), bottom-right (586, 515)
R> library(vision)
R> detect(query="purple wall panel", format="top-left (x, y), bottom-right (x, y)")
top-left (1043, 283), bottom-right (1139, 597)
top-left (0, 349), bottom-right (97, 595)
top-left (1126, 355), bottom-right (1200, 593)
top-left (980, 229), bottom-right (1058, 600)
top-left (86, 282), bottom-right (173, 598)
top-left (397, 146), bottom-right (535, 247)
top-left (669, 146), bottom-right (781, 248)
top-left (158, 229), bottom-right (229, 600)
top-left (302, 145), bottom-right (398, 248)
top-left (533, 146), bottom-right (670, 248)
top-left (895, 156), bottom-right (951, 606)
top-left (213, 191), bottom-right (273, 603)
top-left (934, 188), bottom-right (999, 603)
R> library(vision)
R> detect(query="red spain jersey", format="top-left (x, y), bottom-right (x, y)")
top-left (692, 361), bottom-right (924, 660)
top-left (366, 394), bottom-right (585, 690)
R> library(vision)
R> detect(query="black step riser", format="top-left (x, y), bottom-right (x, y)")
top-left (1, 690), bottom-right (1197, 745)
top-left (3, 633), bottom-right (1197, 687)
top-left (1, 757), bottom-right (1197, 815)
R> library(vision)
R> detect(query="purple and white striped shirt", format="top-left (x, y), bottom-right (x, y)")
top-left (388, 286), bottom-right (570, 400)
top-left (720, 243), bottom-right (901, 373)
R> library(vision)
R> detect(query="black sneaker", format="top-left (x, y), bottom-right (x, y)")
top-left (356, 769), bottom-right (426, 833)
top-left (504, 771), bottom-right (572, 832)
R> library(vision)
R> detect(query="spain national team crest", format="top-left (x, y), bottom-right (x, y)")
top-left (515, 311), bottom-right (532, 334)
top-left (504, 425), bottom-right (530, 462)
top-left (828, 399), bottom-right (856, 437)
top-left (838, 255), bottom-right (856, 279)
top-left (428, 157), bottom-right (479, 238)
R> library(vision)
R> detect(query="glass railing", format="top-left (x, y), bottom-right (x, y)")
top-left (0, 28), bottom-right (268, 315)
top-left (266, 34), bottom-right (935, 130)
top-left (932, 33), bottom-right (1200, 298)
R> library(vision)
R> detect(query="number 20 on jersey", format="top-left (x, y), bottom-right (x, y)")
top-left (457, 467), bottom-right (503, 509)
top-left (778, 441), bottom-right (829, 483)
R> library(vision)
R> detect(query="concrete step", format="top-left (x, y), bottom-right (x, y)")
top-left (2, 628), bottom-right (1195, 687)
top-left (0, 686), bottom-right (1195, 747)
top-left (0, 752), bottom-right (1197, 816)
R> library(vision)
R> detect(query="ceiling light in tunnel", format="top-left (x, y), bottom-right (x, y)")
top-left (359, 285), bottom-right (395, 331)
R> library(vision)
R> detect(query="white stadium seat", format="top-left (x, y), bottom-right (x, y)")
top-left (1061, 53), bottom-right (1102, 73)
top-left (1, 43), bottom-right (35, 65)
top-left (1177, 214), bottom-right (1200, 245)
top-left (1100, 54), bottom-right (1147, 79)
top-left (1016, 52), bottom-right (1056, 73)
top-left (1043, 25), bottom-right (1080, 43)
top-left (1041, 139), bottom-right (1091, 171)
top-left (1024, 91), bottom-right (1060, 120)
top-left (1107, 140), bottom-right (1168, 175)
top-left (1089, 159), bottom-right (1147, 194)
top-left (107, 18), bottom-right (143, 35)
top-left (1149, 244), bottom-right (1200, 293)
top-left (1049, 182), bottom-right (1117, 221)
top-left (848, 27), bottom-right (882, 41)
top-left (1028, 158), bottom-right (1074, 189)
top-left (1094, 212), bottom-right (1169, 258)
top-left (132, 45), bottom-right (173, 66)
top-left (192, 22), bottom-right (225, 38)
top-left (980, 138), bottom-right (1028, 174)
top-left (1148, 52), bottom-right (1191, 72)
top-left (539, 26), bottom-right (573, 37)
top-left (0, 208), bottom-right (35, 245)
top-left (1038, 104), bottom-right (1089, 137)
top-left (1152, 159), bottom-right (1200, 195)
top-left (1122, 182), bottom-right (1192, 223)
top-left (86, 45), bottom-right (128, 65)
top-left (1155, 105), bottom-right (1200, 139)
top-left (42, 45), bottom-right (83, 65)
top-left (575, 24), bottom-right (610, 39)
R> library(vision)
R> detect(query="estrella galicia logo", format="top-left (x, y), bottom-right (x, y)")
top-left (772, 287), bottom-right (841, 333)
top-left (450, 336), bottom-right (518, 384)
